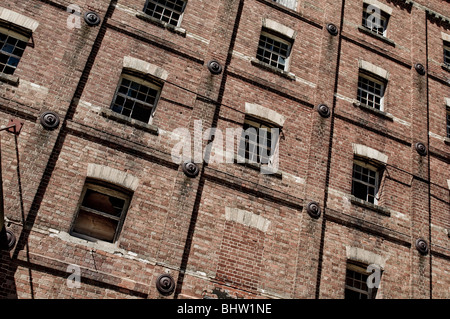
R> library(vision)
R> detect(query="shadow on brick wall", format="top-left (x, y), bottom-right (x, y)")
top-left (0, 250), bottom-right (18, 299)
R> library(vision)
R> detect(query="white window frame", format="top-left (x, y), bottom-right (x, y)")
top-left (357, 72), bottom-right (386, 111)
top-left (110, 73), bottom-right (162, 124)
top-left (256, 30), bottom-right (292, 72)
top-left (362, 3), bottom-right (390, 37)
top-left (352, 159), bottom-right (380, 205)
top-left (143, 0), bottom-right (187, 27)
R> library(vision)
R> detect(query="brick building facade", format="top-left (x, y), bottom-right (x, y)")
top-left (0, 0), bottom-right (449, 299)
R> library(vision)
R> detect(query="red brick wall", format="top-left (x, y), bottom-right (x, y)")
top-left (0, 0), bottom-right (449, 299)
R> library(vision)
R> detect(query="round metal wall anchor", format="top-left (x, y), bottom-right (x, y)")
top-left (207, 60), bottom-right (223, 75)
top-left (182, 161), bottom-right (200, 178)
top-left (0, 228), bottom-right (16, 251)
top-left (156, 274), bottom-right (175, 296)
top-left (40, 111), bottom-right (60, 130)
top-left (415, 238), bottom-right (429, 255)
top-left (84, 11), bottom-right (101, 26)
top-left (317, 104), bottom-right (331, 118)
top-left (306, 201), bottom-right (321, 219)
top-left (326, 23), bottom-right (339, 36)
top-left (414, 63), bottom-right (426, 75)
top-left (415, 142), bottom-right (427, 156)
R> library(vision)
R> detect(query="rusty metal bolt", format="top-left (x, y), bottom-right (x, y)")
top-left (415, 142), bottom-right (427, 156)
top-left (327, 23), bottom-right (338, 36)
top-left (40, 111), bottom-right (60, 130)
top-left (156, 274), bottom-right (175, 296)
top-left (0, 228), bottom-right (16, 251)
top-left (84, 12), bottom-right (101, 26)
top-left (306, 201), bottom-right (321, 219)
top-left (182, 161), bottom-right (199, 178)
top-left (207, 60), bottom-right (223, 75)
top-left (415, 238), bottom-right (429, 255)
top-left (317, 104), bottom-right (331, 118)
top-left (414, 63), bottom-right (426, 75)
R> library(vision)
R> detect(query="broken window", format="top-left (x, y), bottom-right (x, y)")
top-left (352, 160), bottom-right (382, 204)
top-left (70, 182), bottom-right (131, 243)
top-left (110, 74), bottom-right (162, 124)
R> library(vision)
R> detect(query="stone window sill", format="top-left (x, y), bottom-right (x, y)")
top-left (136, 12), bottom-right (186, 37)
top-left (353, 101), bottom-right (394, 121)
top-left (357, 26), bottom-right (396, 47)
top-left (0, 73), bottom-right (20, 86)
top-left (250, 58), bottom-right (296, 81)
top-left (101, 108), bottom-right (159, 136)
top-left (349, 195), bottom-right (391, 217)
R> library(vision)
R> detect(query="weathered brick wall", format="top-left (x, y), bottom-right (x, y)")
top-left (0, 0), bottom-right (448, 299)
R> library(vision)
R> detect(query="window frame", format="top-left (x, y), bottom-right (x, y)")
top-left (444, 41), bottom-right (450, 67)
top-left (446, 107), bottom-right (450, 138)
top-left (345, 260), bottom-right (379, 300)
top-left (70, 181), bottom-right (132, 244)
top-left (110, 73), bottom-right (163, 125)
top-left (256, 30), bottom-right (293, 72)
top-left (361, 3), bottom-right (390, 37)
top-left (0, 26), bottom-right (30, 76)
top-left (357, 71), bottom-right (386, 112)
top-left (238, 116), bottom-right (280, 166)
top-left (143, 0), bottom-right (187, 28)
top-left (351, 159), bottom-right (381, 205)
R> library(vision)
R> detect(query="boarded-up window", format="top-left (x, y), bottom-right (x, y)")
top-left (274, 0), bottom-right (297, 10)
top-left (70, 181), bottom-right (132, 243)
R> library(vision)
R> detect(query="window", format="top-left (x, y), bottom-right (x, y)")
top-left (143, 0), bottom-right (187, 27)
top-left (273, 0), bottom-right (297, 10)
top-left (444, 41), bottom-right (450, 67)
top-left (447, 108), bottom-right (450, 138)
top-left (70, 181), bottom-right (132, 243)
top-left (345, 261), bottom-right (379, 299)
top-left (238, 117), bottom-right (278, 165)
top-left (0, 28), bottom-right (28, 75)
top-left (256, 31), bottom-right (292, 71)
top-left (362, 3), bottom-right (390, 37)
top-left (111, 74), bottom-right (162, 124)
top-left (357, 72), bottom-right (386, 111)
top-left (352, 160), bottom-right (381, 204)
